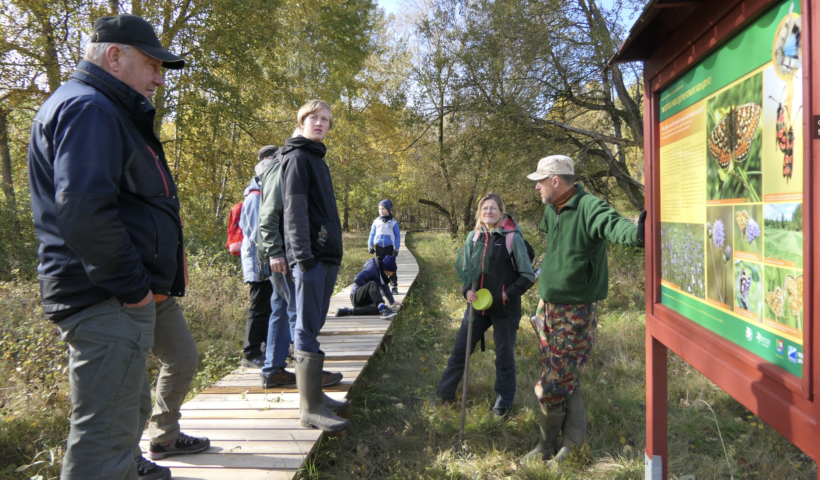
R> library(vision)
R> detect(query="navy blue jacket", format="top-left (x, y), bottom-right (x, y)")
top-left (351, 258), bottom-right (395, 304)
top-left (28, 60), bottom-right (184, 320)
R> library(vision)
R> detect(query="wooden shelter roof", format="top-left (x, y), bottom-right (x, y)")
top-left (609, 0), bottom-right (707, 64)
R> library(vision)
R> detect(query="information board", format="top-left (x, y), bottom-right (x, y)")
top-left (658, 0), bottom-right (804, 376)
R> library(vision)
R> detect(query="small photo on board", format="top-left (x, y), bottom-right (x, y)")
top-left (763, 203), bottom-right (803, 268)
top-left (733, 204), bottom-right (763, 259)
top-left (660, 223), bottom-right (705, 299)
top-left (762, 66), bottom-right (803, 197)
top-left (706, 72), bottom-right (763, 203)
top-left (764, 264), bottom-right (803, 332)
top-left (706, 206), bottom-right (734, 310)
top-left (734, 260), bottom-right (762, 321)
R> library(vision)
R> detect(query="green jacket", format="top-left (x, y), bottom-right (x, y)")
top-left (257, 156), bottom-right (285, 263)
top-left (538, 185), bottom-right (642, 304)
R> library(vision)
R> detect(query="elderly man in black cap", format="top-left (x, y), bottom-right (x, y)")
top-left (28, 14), bottom-right (206, 480)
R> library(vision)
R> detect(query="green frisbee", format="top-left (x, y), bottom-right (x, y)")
top-left (473, 288), bottom-right (493, 310)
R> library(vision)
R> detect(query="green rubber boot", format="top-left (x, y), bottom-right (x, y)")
top-left (551, 389), bottom-right (586, 463)
top-left (519, 402), bottom-right (565, 464)
top-left (294, 350), bottom-right (350, 432)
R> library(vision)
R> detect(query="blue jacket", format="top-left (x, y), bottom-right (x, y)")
top-left (28, 61), bottom-right (184, 319)
top-left (351, 257), bottom-right (395, 304)
top-left (368, 217), bottom-right (400, 250)
top-left (239, 177), bottom-right (263, 282)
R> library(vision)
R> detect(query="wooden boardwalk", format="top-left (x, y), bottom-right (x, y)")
top-left (140, 239), bottom-right (419, 479)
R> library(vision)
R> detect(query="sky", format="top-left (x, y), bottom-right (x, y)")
top-left (376, 0), bottom-right (402, 16)
top-left (764, 203), bottom-right (800, 221)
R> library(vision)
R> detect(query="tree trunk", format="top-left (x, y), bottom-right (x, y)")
top-left (29, 10), bottom-right (61, 93)
top-left (418, 199), bottom-right (458, 238)
top-left (342, 178), bottom-right (350, 231)
top-left (0, 110), bottom-right (19, 238)
top-left (461, 192), bottom-right (474, 233)
top-left (215, 121), bottom-right (237, 220)
top-left (109, 0), bottom-right (118, 14)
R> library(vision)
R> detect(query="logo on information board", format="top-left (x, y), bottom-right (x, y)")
top-left (777, 339), bottom-right (784, 354)
top-left (746, 327), bottom-right (753, 341)
top-left (788, 346), bottom-right (798, 363)
top-left (756, 332), bottom-right (771, 349)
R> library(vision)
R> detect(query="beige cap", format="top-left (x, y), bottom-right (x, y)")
top-left (526, 155), bottom-right (574, 180)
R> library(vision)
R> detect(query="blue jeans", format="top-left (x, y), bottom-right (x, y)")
top-left (262, 273), bottom-right (297, 376)
top-left (436, 307), bottom-right (520, 409)
top-left (293, 261), bottom-right (339, 353)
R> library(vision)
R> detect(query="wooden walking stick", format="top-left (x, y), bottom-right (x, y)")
top-left (458, 279), bottom-right (478, 450)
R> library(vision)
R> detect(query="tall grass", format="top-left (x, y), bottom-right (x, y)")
top-left (0, 231), bottom-right (815, 479)
top-left (303, 232), bottom-right (816, 480)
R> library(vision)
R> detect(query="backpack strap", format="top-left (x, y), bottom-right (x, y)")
top-left (506, 231), bottom-right (517, 271)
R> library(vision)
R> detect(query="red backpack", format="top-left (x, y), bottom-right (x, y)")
top-left (225, 191), bottom-right (259, 255)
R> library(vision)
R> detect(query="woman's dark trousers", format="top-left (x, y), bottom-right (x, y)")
top-left (436, 308), bottom-right (519, 410)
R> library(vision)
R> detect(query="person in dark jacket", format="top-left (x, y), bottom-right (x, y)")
top-left (435, 192), bottom-right (535, 418)
top-left (280, 100), bottom-right (349, 432)
top-left (335, 255), bottom-right (403, 319)
top-left (27, 15), bottom-right (206, 480)
top-left (238, 149), bottom-right (275, 369)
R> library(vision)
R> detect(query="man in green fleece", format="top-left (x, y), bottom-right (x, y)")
top-left (521, 155), bottom-right (646, 464)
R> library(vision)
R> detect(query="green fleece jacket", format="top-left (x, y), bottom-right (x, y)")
top-left (538, 185), bottom-right (642, 304)
top-left (257, 156), bottom-right (285, 263)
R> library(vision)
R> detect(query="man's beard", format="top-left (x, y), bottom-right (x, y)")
top-left (541, 193), bottom-right (553, 204)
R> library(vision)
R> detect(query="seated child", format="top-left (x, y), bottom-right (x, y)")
top-left (336, 255), bottom-right (403, 320)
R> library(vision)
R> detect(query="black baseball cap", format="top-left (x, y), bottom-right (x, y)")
top-left (90, 14), bottom-right (185, 69)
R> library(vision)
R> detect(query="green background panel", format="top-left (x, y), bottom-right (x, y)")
top-left (661, 286), bottom-right (802, 377)
top-left (660, 0), bottom-right (800, 121)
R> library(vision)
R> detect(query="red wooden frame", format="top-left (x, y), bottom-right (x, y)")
top-left (641, 0), bottom-right (819, 478)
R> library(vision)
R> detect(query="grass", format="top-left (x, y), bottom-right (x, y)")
top-left (763, 228), bottom-right (803, 268)
top-left (303, 232), bottom-right (816, 480)
top-left (0, 231), bottom-right (816, 479)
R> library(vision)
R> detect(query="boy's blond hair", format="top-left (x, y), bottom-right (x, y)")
top-left (297, 100), bottom-right (333, 130)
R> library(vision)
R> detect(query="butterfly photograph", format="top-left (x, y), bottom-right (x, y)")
top-left (735, 260), bottom-right (762, 319)
top-left (772, 2), bottom-right (801, 81)
top-left (705, 73), bottom-right (763, 202)
top-left (764, 265), bottom-right (803, 331)
top-left (732, 205), bottom-right (763, 256)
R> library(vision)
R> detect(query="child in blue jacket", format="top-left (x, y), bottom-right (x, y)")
top-left (368, 199), bottom-right (400, 294)
top-left (335, 256), bottom-right (403, 319)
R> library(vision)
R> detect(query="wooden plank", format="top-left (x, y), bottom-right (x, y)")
top-left (155, 454), bottom-right (305, 469)
top-left (140, 439), bottom-right (314, 454)
top-left (158, 234), bottom-right (418, 478)
top-left (143, 428), bottom-right (322, 442)
top-left (171, 419), bottom-right (305, 430)
top-left (201, 383), bottom-right (351, 395)
top-left (160, 468), bottom-right (294, 480)
top-left (177, 410), bottom-right (301, 419)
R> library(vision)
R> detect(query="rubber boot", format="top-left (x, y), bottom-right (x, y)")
top-left (551, 389), bottom-right (586, 463)
top-left (323, 393), bottom-right (349, 413)
top-left (294, 349), bottom-right (350, 432)
top-left (519, 402), bottom-right (565, 464)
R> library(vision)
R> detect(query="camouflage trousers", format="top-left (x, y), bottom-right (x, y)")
top-left (533, 299), bottom-right (598, 408)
